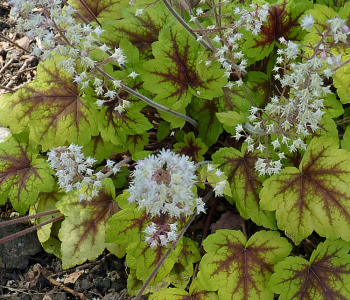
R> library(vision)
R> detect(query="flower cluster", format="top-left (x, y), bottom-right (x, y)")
top-left (8, 0), bottom-right (137, 112)
top-left (47, 144), bottom-right (120, 201)
top-left (127, 150), bottom-right (202, 248)
top-left (127, 149), bottom-right (227, 248)
top-left (233, 14), bottom-right (350, 176)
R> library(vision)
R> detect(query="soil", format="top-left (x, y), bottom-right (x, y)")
top-left (0, 3), bottom-right (134, 300)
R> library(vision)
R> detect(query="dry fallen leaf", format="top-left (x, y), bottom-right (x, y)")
top-left (63, 270), bottom-right (84, 284)
top-left (210, 211), bottom-right (244, 234)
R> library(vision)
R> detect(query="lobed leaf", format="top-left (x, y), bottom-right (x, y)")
top-left (212, 147), bottom-right (277, 229)
top-left (260, 136), bottom-right (350, 244)
top-left (57, 178), bottom-right (125, 269)
top-left (268, 239), bottom-right (350, 299)
top-left (0, 136), bottom-right (54, 214)
top-left (197, 230), bottom-right (291, 299)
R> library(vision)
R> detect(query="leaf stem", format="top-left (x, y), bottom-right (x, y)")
top-left (0, 209), bottom-right (60, 228)
top-left (162, 0), bottom-right (213, 52)
top-left (0, 215), bottom-right (64, 244)
top-left (94, 66), bottom-right (198, 128)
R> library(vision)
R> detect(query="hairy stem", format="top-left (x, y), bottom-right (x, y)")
top-left (0, 215), bottom-right (64, 244)
top-left (162, 0), bottom-right (213, 51)
top-left (0, 209), bottom-right (60, 228)
top-left (94, 66), bottom-right (198, 128)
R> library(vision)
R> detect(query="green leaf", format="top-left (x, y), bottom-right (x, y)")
top-left (0, 136), bottom-right (54, 214)
top-left (216, 111), bottom-right (245, 129)
top-left (105, 206), bottom-right (149, 245)
top-left (268, 239), bottom-right (350, 299)
top-left (127, 133), bottom-right (149, 154)
top-left (142, 21), bottom-right (226, 127)
top-left (57, 178), bottom-right (124, 269)
top-left (188, 97), bottom-right (223, 147)
top-left (157, 121), bottom-right (170, 141)
top-left (68, 0), bottom-right (130, 22)
top-left (0, 55), bottom-right (100, 151)
top-left (212, 147), bottom-right (277, 229)
top-left (197, 230), bottom-right (291, 299)
top-left (341, 126), bottom-right (350, 152)
top-left (260, 136), bottom-right (350, 244)
top-left (126, 238), bottom-right (183, 285)
top-left (334, 57), bottom-right (350, 104)
top-left (32, 184), bottom-right (64, 243)
top-left (173, 132), bottom-right (208, 163)
top-left (241, 0), bottom-right (313, 62)
top-left (99, 1), bottom-right (169, 59)
top-left (315, 0), bottom-right (348, 12)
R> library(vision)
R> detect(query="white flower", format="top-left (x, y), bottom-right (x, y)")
top-left (300, 14), bottom-right (314, 32)
top-left (135, 9), bottom-right (143, 17)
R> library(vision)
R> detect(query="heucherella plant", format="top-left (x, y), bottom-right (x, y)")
top-left (2, 0), bottom-right (350, 299)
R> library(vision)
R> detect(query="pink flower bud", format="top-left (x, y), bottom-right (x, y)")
top-left (342, 25), bottom-right (349, 33)
top-left (320, 51), bottom-right (327, 60)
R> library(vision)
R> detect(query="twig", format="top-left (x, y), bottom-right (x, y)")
top-left (0, 34), bottom-right (31, 54)
top-left (0, 85), bottom-right (15, 92)
top-left (48, 277), bottom-right (86, 299)
top-left (0, 57), bottom-right (15, 75)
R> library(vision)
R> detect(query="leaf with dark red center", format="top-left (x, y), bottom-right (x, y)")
top-left (268, 239), bottom-right (350, 299)
top-left (99, 2), bottom-right (169, 59)
top-left (0, 136), bottom-right (54, 215)
top-left (212, 147), bottom-right (277, 229)
top-left (142, 21), bottom-right (226, 127)
top-left (57, 178), bottom-right (125, 268)
top-left (0, 55), bottom-right (100, 151)
top-left (241, 0), bottom-right (313, 62)
top-left (68, 0), bottom-right (129, 22)
top-left (260, 136), bottom-right (350, 244)
top-left (197, 230), bottom-right (291, 299)
top-left (173, 132), bottom-right (208, 163)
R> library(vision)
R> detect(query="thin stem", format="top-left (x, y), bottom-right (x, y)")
top-left (336, 117), bottom-right (350, 125)
top-left (0, 34), bottom-right (31, 54)
top-left (134, 189), bottom-right (213, 300)
top-left (0, 215), bottom-right (64, 244)
top-left (162, 0), bottom-right (212, 51)
top-left (94, 66), bottom-right (198, 128)
top-left (98, 157), bottom-right (132, 180)
top-left (77, 0), bottom-right (101, 26)
top-left (0, 209), bottom-right (60, 228)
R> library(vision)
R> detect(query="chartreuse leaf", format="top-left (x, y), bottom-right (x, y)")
top-left (105, 192), bottom-right (149, 245)
top-left (315, 0), bottom-right (348, 12)
top-left (268, 239), bottom-right (350, 299)
top-left (260, 136), bottom-right (350, 245)
top-left (0, 136), bottom-right (54, 215)
top-left (99, 1), bottom-right (169, 59)
top-left (57, 178), bottom-right (125, 269)
top-left (31, 184), bottom-right (64, 243)
top-left (334, 58), bottom-right (350, 104)
top-left (212, 147), bottom-right (277, 229)
top-left (142, 20), bottom-right (226, 127)
top-left (0, 55), bottom-right (100, 151)
top-left (216, 111), bottom-right (244, 131)
top-left (150, 278), bottom-right (219, 300)
top-left (241, 0), bottom-right (313, 62)
top-left (341, 126), bottom-right (350, 151)
top-left (197, 230), bottom-right (292, 300)
top-left (173, 132), bottom-right (208, 163)
top-left (68, 0), bottom-right (130, 22)
top-left (166, 237), bottom-right (201, 289)
top-left (126, 237), bottom-right (183, 286)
